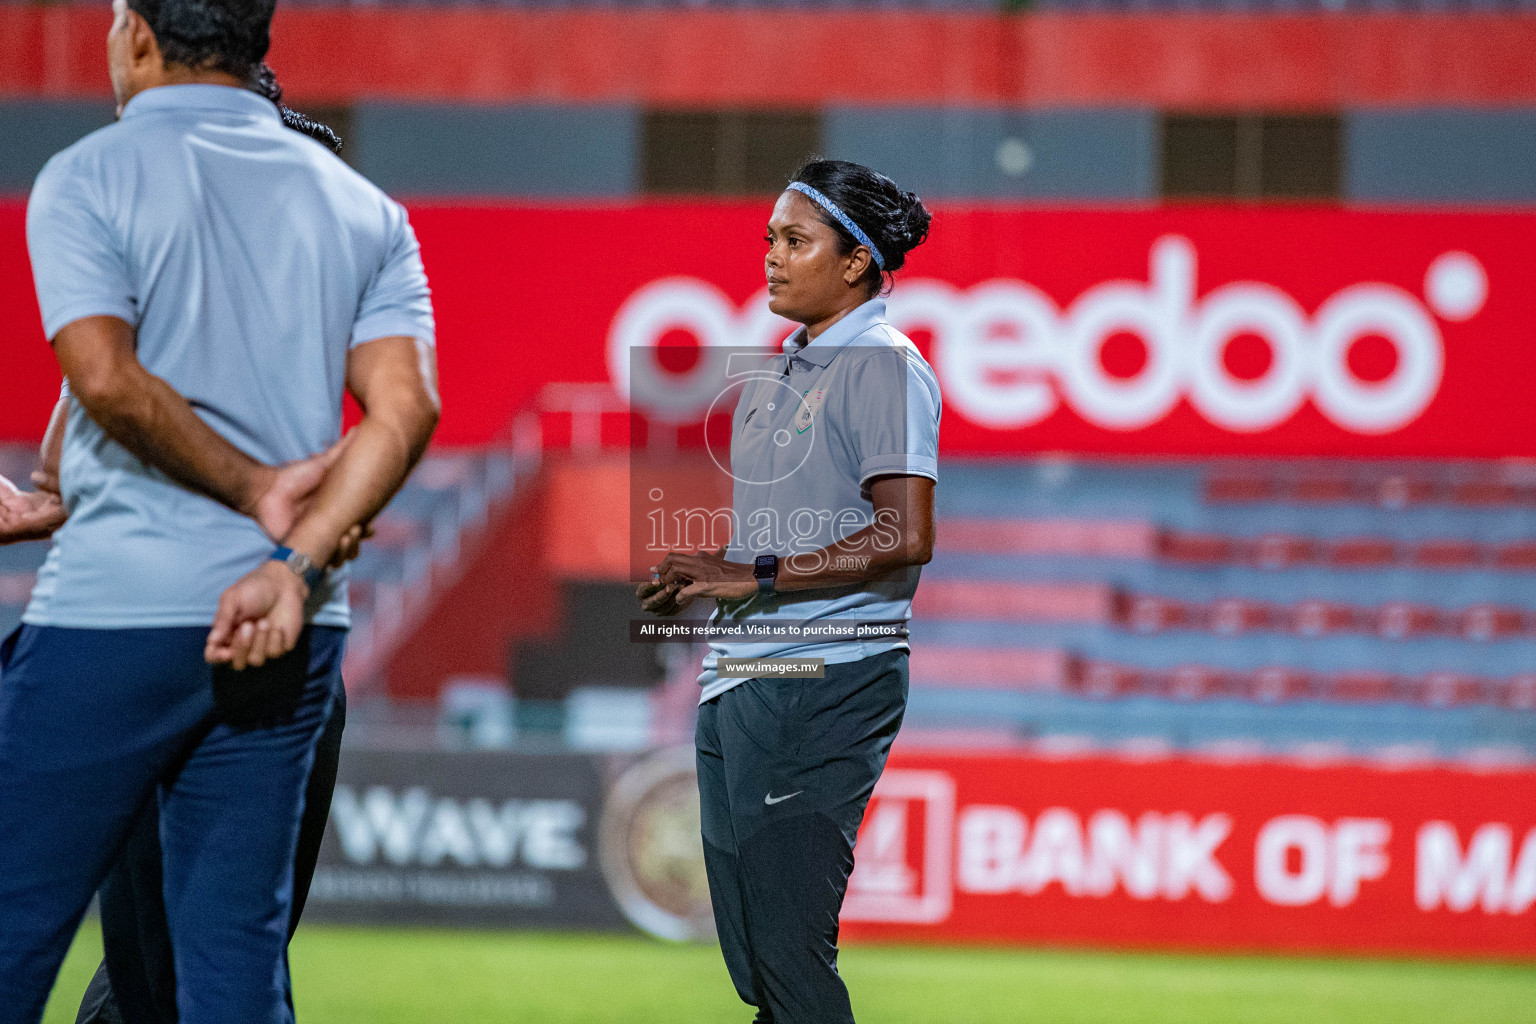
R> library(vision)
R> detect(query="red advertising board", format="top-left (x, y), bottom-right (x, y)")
top-left (5, 200), bottom-right (1536, 457)
top-left (843, 752), bottom-right (1536, 956)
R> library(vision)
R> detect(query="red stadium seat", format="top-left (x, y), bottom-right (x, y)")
top-left (917, 653), bottom-right (1536, 710)
top-left (1494, 542), bottom-right (1536, 571)
top-left (1203, 475), bottom-right (1276, 503)
top-left (1460, 604), bottom-right (1527, 641)
top-left (908, 646), bottom-right (1072, 691)
top-left (912, 580), bottom-right (1114, 624)
top-left (1505, 675), bottom-right (1536, 711)
top-left (1157, 531), bottom-right (1233, 564)
top-left (1451, 481), bottom-right (1520, 506)
top-left (1122, 594), bottom-right (1191, 633)
top-left (1411, 540), bottom-right (1483, 570)
top-left (939, 518), bottom-right (1157, 559)
top-left (1374, 602), bottom-right (1444, 639)
top-left (1168, 665), bottom-right (1227, 701)
top-left (1415, 672), bottom-right (1485, 708)
top-left (1376, 475), bottom-right (1436, 508)
top-left (1293, 475), bottom-right (1359, 503)
top-left (1327, 673), bottom-right (1396, 703)
top-left (1250, 533), bottom-right (1318, 569)
top-left (1325, 538), bottom-right (1397, 568)
top-left (1292, 600), bottom-right (1361, 636)
top-left (1249, 667), bottom-right (1313, 703)
top-left (1075, 661), bottom-right (1140, 699)
top-left (1208, 598), bottom-right (1274, 635)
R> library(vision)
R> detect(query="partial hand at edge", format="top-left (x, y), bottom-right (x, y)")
top-left (0, 473), bottom-right (67, 544)
top-left (329, 520), bottom-right (373, 569)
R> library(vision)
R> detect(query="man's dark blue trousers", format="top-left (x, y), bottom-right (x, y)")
top-left (0, 623), bottom-right (344, 1024)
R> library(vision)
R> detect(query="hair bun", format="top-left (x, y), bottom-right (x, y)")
top-left (889, 189), bottom-right (932, 256)
top-left (789, 158), bottom-right (932, 282)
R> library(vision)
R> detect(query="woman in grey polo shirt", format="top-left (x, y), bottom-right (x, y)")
top-left (640, 160), bottom-right (938, 1024)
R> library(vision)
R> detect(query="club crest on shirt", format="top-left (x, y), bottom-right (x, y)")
top-left (795, 387), bottom-right (826, 434)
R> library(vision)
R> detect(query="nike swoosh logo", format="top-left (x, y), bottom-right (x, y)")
top-left (764, 791), bottom-right (803, 806)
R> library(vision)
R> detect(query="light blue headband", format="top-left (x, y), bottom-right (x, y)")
top-left (787, 181), bottom-right (886, 271)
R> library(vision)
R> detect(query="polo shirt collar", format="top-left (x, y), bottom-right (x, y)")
top-left (783, 298), bottom-right (887, 367)
top-left (120, 83), bottom-right (280, 123)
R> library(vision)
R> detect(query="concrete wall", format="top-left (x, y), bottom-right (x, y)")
top-left (0, 101), bottom-right (114, 193)
top-left (8, 100), bottom-right (1536, 205)
top-left (1346, 110), bottom-right (1536, 204)
top-left (824, 107), bottom-right (1158, 200)
top-left (352, 103), bottom-right (638, 197)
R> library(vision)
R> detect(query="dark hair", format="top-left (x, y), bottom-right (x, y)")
top-left (124, 0), bottom-right (341, 152)
top-left (252, 63), bottom-right (342, 153)
top-left (789, 159), bottom-right (932, 294)
top-left (127, 0), bottom-right (274, 79)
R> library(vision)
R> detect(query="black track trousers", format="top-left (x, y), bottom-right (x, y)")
top-left (696, 650), bottom-right (908, 1024)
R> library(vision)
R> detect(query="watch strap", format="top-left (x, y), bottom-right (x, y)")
top-left (754, 554), bottom-right (778, 597)
top-left (270, 545), bottom-right (324, 591)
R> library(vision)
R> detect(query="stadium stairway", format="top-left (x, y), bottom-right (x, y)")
top-left (905, 459), bottom-right (1536, 765)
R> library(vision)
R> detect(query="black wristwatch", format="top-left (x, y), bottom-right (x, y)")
top-left (271, 545), bottom-right (324, 591)
top-left (754, 554), bottom-right (779, 597)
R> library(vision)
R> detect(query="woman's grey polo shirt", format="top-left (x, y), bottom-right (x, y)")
top-left (699, 297), bottom-right (941, 702)
top-left (24, 84), bottom-right (435, 629)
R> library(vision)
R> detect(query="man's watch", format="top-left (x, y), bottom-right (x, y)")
top-left (271, 545), bottom-right (324, 591)
top-left (753, 554), bottom-right (779, 597)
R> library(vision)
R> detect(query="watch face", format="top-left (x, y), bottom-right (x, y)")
top-left (754, 554), bottom-right (777, 577)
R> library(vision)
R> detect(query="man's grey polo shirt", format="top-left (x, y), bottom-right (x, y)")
top-left (698, 297), bottom-right (941, 702)
top-left (23, 84), bottom-right (435, 629)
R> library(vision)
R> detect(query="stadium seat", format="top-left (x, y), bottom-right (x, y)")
top-left (1325, 538), bottom-right (1397, 568)
top-left (1451, 481), bottom-right (1521, 506)
top-left (1167, 665), bottom-right (1228, 701)
top-left (912, 580), bottom-right (1115, 623)
top-left (1252, 533), bottom-right (1318, 569)
top-left (1209, 598), bottom-right (1274, 636)
top-left (1156, 532), bottom-right (1233, 564)
top-left (1495, 542), bottom-right (1536, 570)
top-left (1250, 667), bottom-right (1313, 703)
top-left (908, 646), bottom-right (1071, 691)
top-left (1412, 540), bottom-right (1483, 569)
top-left (1073, 661), bottom-right (1141, 699)
top-left (1375, 602), bottom-right (1444, 639)
top-left (1460, 604), bottom-right (1527, 641)
top-left (1415, 673), bottom-right (1486, 709)
top-left (1293, 600), bottom-right (1362, 636)
top-left (1505, 675), bottom-right (1536, 711)
top-left (1323, 673), bottom-right (1396, 703)
top-left (937, 518), bottom-right (1156, 558)
top-left (1121, 594), bottom-right (1192, 633)
top-left (1294, 475), bottom-right (1359, 504)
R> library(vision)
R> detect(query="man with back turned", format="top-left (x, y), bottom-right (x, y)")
top-left (0, 0), bottom-right (440, 1019)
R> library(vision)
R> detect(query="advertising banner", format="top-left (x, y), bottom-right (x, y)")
top-left (308, 746), bottom-right (715, 938)
top-left (844, 753), bottom-right (1536, 957)
top-left (310, 745), bottom-right (1536, 956)
top-left (5, 201), bottom-right (1535, 456)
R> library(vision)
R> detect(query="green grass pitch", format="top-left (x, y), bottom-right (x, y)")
top-left (43, 924), bottom-right (1536, 1024)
